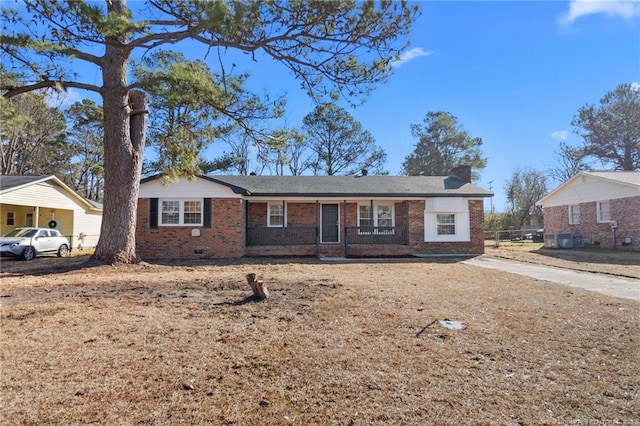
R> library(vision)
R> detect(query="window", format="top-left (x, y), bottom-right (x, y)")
top-left (358, 203), bottom-right (394, 233)
top-left (183, 201), bottom-right (202, 225)
top-left (358, 205), bottom-right (372, 231)
top-left (161, 201), bottom-right (180, 224)
top-left (268, 203), bottom-right (285, 227)
top-left (597, 201), bottom-right (611, 223)
top-left (25, 212), bottom-right (33, 227)
top-left (160, 199), bottom-right (203, 226)
top-left (436, 214), bottom-right (456, 235)
top-left (568, 205), bottom-right (580, 225)
top-left (6, 211), bottom-right (14, 226)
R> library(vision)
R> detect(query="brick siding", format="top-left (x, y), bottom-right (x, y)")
top-left (136, 198), bottom-right (486, 259)
top-left (543, 196), bottom-right (640, 249)
top-left (136, 198), bottom-right (244, 259)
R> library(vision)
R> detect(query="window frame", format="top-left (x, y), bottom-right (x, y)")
top-left (596, 201), bottom-right (611, 223)
top-left (568, 204), bottom-right (580, 225)
top-left (159, 199), bottom-right (203, 226)
top-left (6, 211), bottom-right (15, 226)
top-left (267, 202), bottom-right (286, 227)
top-left (182, 200), bottom-right (203, 225)
top-left (436, 213), bottom-right (456, 236)
top-left (357, 202), bottom-right (395, 234)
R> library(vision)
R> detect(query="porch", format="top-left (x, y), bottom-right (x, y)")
top-left (244, 200), bottom-right (411, 257)
top-left (245, 225), bottom-right (409, 258)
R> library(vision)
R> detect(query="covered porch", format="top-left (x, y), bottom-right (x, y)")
top-left (244, 199), bottom-right (411, 257)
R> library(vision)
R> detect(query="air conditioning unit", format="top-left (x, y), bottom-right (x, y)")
top-left (543, 233), bottom-right (557, 248)
top-left (572, 235), bottom-right (585, 249)
top-left (544, 233), bottom-right (574, 249)
top-left (556, 233), bottom-right (574, 249)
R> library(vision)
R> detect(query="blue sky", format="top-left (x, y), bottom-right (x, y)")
top-left (47, 0), bottom-right (640, 212)
top-left (201, 0), bottom-right (639, 211)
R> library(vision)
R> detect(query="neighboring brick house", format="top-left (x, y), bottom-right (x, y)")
top-left (537, 171), bottom-right (640, 249)
top-left (136, 167), bottom-right (492, 259)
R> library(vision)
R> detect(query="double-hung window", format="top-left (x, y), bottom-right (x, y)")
top-left (568, 205), bottom-right (580, 225)
top-left (6, 211), bottom-right (15, 226)
top-left (436, 214), bottom-right (456, 235)
top-left (183, 201), bottom-right (202, 225)
top-left (268, 203), bottom-right (285, 227)
top-left (160, 199), bottom-right (202, 226)
top-left (596, 201), bottom-right (611, 223)
top-left (358, 203), bottom-right (394, 234)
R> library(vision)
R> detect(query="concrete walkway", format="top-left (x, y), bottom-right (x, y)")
top-left (463, 256), bottom-right (640, 301)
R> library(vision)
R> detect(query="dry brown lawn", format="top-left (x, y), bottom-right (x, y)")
top-left (1, 251), bottom-right (638, 425)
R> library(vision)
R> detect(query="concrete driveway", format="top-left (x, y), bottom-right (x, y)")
top-left (463, 256), bottom-right (640, 301)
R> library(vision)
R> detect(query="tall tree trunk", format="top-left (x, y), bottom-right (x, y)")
top-left (93, 0), bottom-right (147, 263)
top-left (93, 88), bottom-right (147, 263)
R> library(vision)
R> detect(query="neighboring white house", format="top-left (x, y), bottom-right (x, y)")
top-left (537, 171), bottom-right (640, 249)
top-left (0, 175), bottom-right (103, 249)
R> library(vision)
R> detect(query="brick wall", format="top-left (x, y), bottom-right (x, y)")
top-left (402, 199), bottom-right (485, 255)
top-left (136, 198), bottom-right (244, 259)
top-left (543, 196), bottom-right (640, 249)
top-left (137, 197), bottom-right (487, 259)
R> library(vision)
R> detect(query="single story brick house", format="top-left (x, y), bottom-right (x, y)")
top-left (136, 167), bottom-right (492, 259)
top-left (537, 171), bottom-right (640, 249)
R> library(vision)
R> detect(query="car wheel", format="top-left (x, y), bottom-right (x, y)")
top-left (57, 244), bottom-right (69, 257)
top-left (22, 246), bottom-right (36, 261)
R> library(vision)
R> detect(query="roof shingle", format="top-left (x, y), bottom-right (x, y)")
top-left (205, 175), bottom-right (492, 197)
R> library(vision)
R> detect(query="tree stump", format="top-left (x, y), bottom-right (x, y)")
top-left (246, 273), bottom-right (269, 300)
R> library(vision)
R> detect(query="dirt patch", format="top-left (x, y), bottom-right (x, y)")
top-left (1, 256), bottom-right (639, 425)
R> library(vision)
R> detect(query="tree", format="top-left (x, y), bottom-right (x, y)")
top-left (402, 111), bottom-right (487, 180)
top-left (548, 141), bottom-right (591, 185)
top-left (302, 104), bottom-right (387, 175)
top-left (65, 99), bottom-right (105, 202)
top-left (505, 168), bottom-right (547, 229)
top-left (0, 73), bottom-right (68, 175)
top-left (217, 132), bottom-right (255, 175)
top-left (255, 128), bottom-right (310, 176)
top-left (572, 83), bottom-right (640, 171)
top-left (134, 50), bottom-right (280, 182)
top-left (1, 1), bottom-right (418, 263)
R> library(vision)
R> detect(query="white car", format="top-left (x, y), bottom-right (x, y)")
top-left (0, 227), bottom-right (71, 261)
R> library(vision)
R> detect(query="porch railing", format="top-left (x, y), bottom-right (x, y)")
top-left (246, 225), bottom-right (409, 246)
top-left (345, 226), bottom-right (408, 245)
top-left (246, 226), bottom-right (317, 246)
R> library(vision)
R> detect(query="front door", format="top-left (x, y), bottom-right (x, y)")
top-left (321, 204), bottom-right (339, 243)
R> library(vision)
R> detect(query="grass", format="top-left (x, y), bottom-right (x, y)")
top-left (1, 257), bottom-right (639, 425)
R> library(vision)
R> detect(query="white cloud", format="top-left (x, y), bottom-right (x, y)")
top-left (45, 88), bottom-right (83, 108)
top-left (631, 81), bottom-right (640, 92)
top-left (560, 0), bottom-right (640, 25)
top-left (391, 47), bottom-right (434, 68)
top-left (551, 130), bottom-right (570, 141)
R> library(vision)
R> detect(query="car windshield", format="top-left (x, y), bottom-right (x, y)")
top-left (4, 228), bottom-right (37, 238)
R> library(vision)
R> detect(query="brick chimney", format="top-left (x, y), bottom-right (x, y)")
top-left (450, 165), bottom-right (472, 183)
